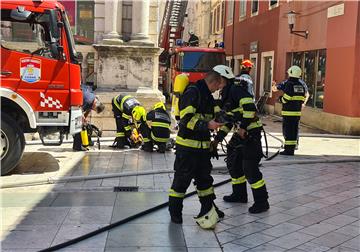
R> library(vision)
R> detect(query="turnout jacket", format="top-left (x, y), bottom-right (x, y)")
top-left (113, 94), bottom-right (141, 137)
top-left (276, 77), bottom-right (306, 117)
top-left (215, 83), bottom-right (262, 142)
top-left (176, 79), bottom-right (219, 152)
top-left (146, 108), bottom-right (171, 143)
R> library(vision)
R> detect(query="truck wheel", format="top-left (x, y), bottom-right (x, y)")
top-left (1, 113), bottom-right (25, 175)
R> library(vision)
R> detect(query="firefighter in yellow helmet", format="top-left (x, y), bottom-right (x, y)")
top-left (111, 94), bottom-right (146, 148)
top-left (141, 102), bottom-right (171, 153)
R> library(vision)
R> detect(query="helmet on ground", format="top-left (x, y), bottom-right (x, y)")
top-left (153, 102), bottom-right (166, 110)
top-left (213, 65), bottom-right (235, 80)
top-left (173, 73), bottom-right (189, 94)
top-left (287, 65), bottom-right (302, 78)
top-left (241, 59), bottom-right (253, 69)
top-left (194, 205), bottom-right (219, 229)
top-left (132, 106), bottom-right (146, 121)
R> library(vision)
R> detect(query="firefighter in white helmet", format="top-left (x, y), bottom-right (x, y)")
top-left (272, 65), bottom-right (308, 155)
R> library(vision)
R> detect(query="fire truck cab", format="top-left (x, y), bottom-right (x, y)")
top-left (161, 46), bottom-right (226, 120)
top-left (1, 0), bottom-right (83, 175)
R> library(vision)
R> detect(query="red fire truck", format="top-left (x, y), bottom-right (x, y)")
top-left (162, 46), bottom-right (226, 97)
top-left (1, 0), bottom-right (83, 175)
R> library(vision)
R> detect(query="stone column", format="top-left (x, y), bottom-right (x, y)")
top-left (130, 0), bottom-right (154, 45)
top-left (102, 0), bottom-right (123, 44)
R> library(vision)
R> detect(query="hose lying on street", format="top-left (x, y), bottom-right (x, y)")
top-left (2, 158), bottom-right (360, 189)
top-left (38, 178), bottom-right (232, 252)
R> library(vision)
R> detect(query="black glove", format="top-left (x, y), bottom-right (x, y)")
top-left (209, 140), bottom-right (219, 160)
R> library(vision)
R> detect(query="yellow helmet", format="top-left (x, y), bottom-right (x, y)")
top-left (173, 73), bottom-right (189, 94)
top-left (194, 205), bottom-right (219, 229)
top-left (153, 102), bottom-right (166, 110)
top-left (132, 106), bottom-right (146, 121)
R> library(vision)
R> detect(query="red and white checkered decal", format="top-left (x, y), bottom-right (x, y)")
top-left (40, 92), bottom-right (63, 109)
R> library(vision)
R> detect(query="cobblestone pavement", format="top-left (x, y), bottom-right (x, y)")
top-left (1, 116), bottom-right (359, 252)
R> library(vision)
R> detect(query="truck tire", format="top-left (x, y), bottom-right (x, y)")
top-left (1, 113), bottom-right (25, 175)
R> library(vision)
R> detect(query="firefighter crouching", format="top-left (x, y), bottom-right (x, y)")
top-left (111, 94), bottom-right (146, 148)
top-left (214, 65), bottom-right (270, 214)
top-left (168, 67), bottom-right (228, 229)
top-left (272, 65), bottom-right (307, 155)
top-left (142, 102), bottom-right (171, 153)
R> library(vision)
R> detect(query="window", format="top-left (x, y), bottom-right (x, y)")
top-left (251, 0), bottom-right (259, 16)
top-left (263, 56), bottom-right (272, 92)
top-left (221, 1), bottom-right (225, 29)
top-left (216, 5), bottom-right (220, 32)
top-left (290, 49), bottom-right (326, 109)
top-left (177, 52), bottom-right (225, 72)
top-left (122, 1), bottom-right (132, 42)
top-left (316, 50), bottom-right (326, 108)
top-left (269, 0), bottom-right (278, 9)
top-left (1, 9), bottom-right (59, 59)
top-left (239, 0), bottom-right (246, 19)
top-left (227, 0), bottom-right (234, 24)
top-left (76, 1), bottom-right (94, 43)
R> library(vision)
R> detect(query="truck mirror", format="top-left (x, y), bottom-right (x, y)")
top-left (10, 6), bottom-right (32, 21)
top-left (47, 9), bottom-right (60, 39)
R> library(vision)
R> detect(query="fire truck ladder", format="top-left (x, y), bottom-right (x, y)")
top-left (159, 0), bottom-right (188, 52)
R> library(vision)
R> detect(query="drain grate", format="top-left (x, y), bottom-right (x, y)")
top-left (113, 186), bottom-right (139, 192)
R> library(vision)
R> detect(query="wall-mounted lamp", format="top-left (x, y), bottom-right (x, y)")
top-left (287, 11), bottom-right (309, 39)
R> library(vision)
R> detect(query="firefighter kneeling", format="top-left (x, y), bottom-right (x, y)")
top-left (141, 102), bottom-right (171, 153)
top-left (111, 94), bottom-right (147, 148)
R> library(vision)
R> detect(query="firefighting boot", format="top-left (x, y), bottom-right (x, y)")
top-left (249, 185), bottom-right (269, 214)
top-left (168, 197), bottom-right (183, 224)
top-left (223, 183), bottom-right (248, 203)
top-left (157, 143), bottom-right (166, 153)
top-left (110, 137), bottom-right (125, 149)
top-left (213, 203), bottom-right (225, 219)
top-left (141, 142), bottom-right (153, 152)
top-left (197, 195), bottom-right (214, 218)
top-left (280, 146), bottom-right (295, 156)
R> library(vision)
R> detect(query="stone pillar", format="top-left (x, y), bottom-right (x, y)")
top-left (130, 0), bottom-right (154, 45)
top-left (102, 0), bottom-right (123, 44)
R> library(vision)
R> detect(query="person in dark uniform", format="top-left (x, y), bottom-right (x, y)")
top-left (188, 31), bottom-right (199, 47)
top-left (73, 85), bottom-right (105, 151)
top-left (111, 94), bottom-right (147, 149)
top-left (214, 65), bottom-right (270, 214)
top-left (272, 65), bottom-right (307, 155)
top-left (168, 65), bottom-right (231, 229)
top-left (141, 102), bottom-right (171, 153)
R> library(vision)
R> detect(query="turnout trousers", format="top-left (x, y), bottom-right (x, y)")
top-left (282, 116), bottom-right (300, 154)
top-left (169, 151), bottom-right (216, 220)
top-left (226, 132), bottom-right (268, 204)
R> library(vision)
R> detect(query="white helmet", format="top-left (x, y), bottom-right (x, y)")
top-left (188, 30), bottom-right (194, 35)
top-left (213, 65), bottom-right (235, 79)
top-left (287, 65), bottom-right (302, 78)
top-left (194, 205), bottom-right (219, 229)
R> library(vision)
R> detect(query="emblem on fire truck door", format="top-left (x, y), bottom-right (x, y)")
top-left (20, 58), bottom-right (41, 83)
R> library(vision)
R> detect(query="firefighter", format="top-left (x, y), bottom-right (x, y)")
top-left (168, 66), bottom-right (229, 228)
top-left (188, 31), bottom-right (199, 47)
top-left (141, 102), bottom-right (171, 153)
top-left (272, 65), bottom-right (307, 155)
top-left (111, 94), bottom-right (146, 149)
top-left (214, 65), bottom-right (270, 214)
top-left (235, 59), bottom-right (255, 97)
top-left (73, 85), bottom-right (105, 151)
